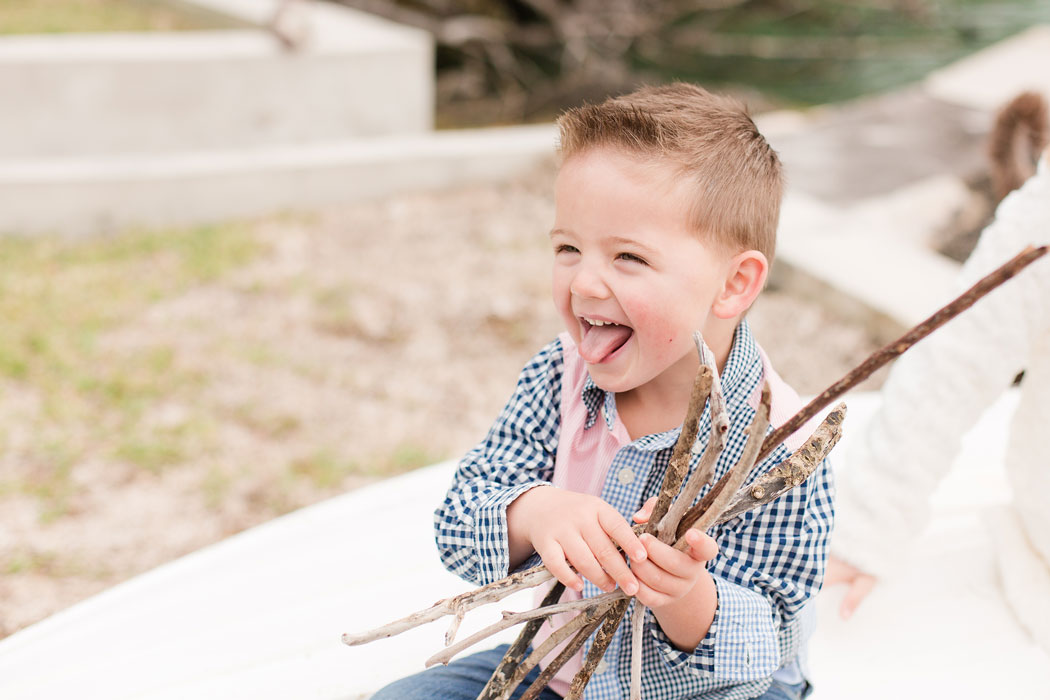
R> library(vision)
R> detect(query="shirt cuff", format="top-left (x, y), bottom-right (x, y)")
top-left (472, 480), bottom-right (550, 584)
top-left (649, 575), bottom-right (779, 682)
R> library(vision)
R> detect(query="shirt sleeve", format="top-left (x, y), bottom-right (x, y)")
top-left (433, 338), bottom-right (564, 585)
top-left (648, 451), bottom-right (835, 682)
top-left (833, 155), bottom-right (1050, 578)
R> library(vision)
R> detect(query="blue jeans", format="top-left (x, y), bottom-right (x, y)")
top-left (370, 644), bottom-right (563, 700)
top-left (369, 644), bottom-right (811, 700)
top-left (756, 678), bottom-right (811, 700)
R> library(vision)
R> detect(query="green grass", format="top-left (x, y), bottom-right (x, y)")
top-left (0, 224), bottom-right (258, 389)
top-left (3, 547), bottom-right (110, 578)
top-left (290, 449), bottom-right (362, 490)
top-left (18, 441), bottom-right (77, 523)
top-left (289, 442), bottom-right (446, 490)
top-left (0, 223), bottom-right (262, 514)
top-left (0, 0), bottom-right (242, 35)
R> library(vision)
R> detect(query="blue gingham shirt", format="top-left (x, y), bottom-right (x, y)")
top-left (435, 320), bottom-right (835, 699)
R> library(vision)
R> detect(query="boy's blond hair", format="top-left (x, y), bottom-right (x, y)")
top-left (556, 82), bottom-right (782, 261)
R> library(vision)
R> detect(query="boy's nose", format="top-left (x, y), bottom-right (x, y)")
top-left (569, 263), bottom-right (610, 299)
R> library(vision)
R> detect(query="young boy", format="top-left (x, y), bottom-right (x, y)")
top-left (374, 83), bottom-right (834, 700)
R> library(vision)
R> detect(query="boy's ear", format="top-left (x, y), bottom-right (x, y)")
top-left (712, 250), bottom-right (769, 319)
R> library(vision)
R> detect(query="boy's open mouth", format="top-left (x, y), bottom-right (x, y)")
top-left (578, 316), bottom-right (633, 364)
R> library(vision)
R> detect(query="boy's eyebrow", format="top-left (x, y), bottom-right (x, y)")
top-left (607, 235), bottom-right (658, 255)
top-left (548, 230), bottom-right (659, 255)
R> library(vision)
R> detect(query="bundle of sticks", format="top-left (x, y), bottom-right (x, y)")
top-left (343, 245), bottom-right (1046, 700)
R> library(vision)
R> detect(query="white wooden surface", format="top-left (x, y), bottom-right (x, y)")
top-left (0, 391), bottom-right (1047, 699)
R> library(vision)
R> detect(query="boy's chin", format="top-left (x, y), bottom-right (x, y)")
top-left (582, 360), bottom-right (638, 395)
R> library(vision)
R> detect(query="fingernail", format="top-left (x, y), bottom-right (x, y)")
top-left (624, 581), bottom-right (638, 596)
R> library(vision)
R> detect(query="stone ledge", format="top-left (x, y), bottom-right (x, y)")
top-left (0, 125), bottom-right (558, 236)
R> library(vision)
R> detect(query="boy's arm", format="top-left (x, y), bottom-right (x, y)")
top-left (434, 339), bottom-right (563, 586)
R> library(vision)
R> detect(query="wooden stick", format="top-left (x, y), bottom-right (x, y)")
top-left (496, 601), bottom-right (615, 700)
top-left (343, 563), bottom-right (554, 646)
top-left (347, 338), bottom-right (709, 650)
top-left (348, 396), bottom-right (847, 700)
top-left (565, 599), bottom-right (630, 700)
top-left (677, 243), bottom-right (1047, 537)
top-left (427, 592), bottom-right (621, 667)
top-left (519, 614), bottom-right (605, 700)
top-left (445, 604), bottom-right (466, 646)
top-left (628, 603), bottom-right (645, 700)
top-left (477, 582), bottom-right (565, 700)
top-left (645, 358), bottom-right (712, 534)
top-left (676, 385), bottom-right (770, 546)
top-left (717, 404), bottom-right (845, 525)
top-left (658, 334), bottom-right (728, 542)
top-left (756, 243), bottom-right (1046, 464)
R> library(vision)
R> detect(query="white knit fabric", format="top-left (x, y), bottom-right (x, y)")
top-left (833, 151), bottom-right (1050, 649)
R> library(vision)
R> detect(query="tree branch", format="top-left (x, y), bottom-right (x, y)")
top-left (676, 384), bottom-right (770, 547)
top-left (566, 599), bottom-right (630, 700)
top-left (717, 404), bottom-right (846, 525)
top-left (426, 592), bottom-right (621, 667)
top-left (477, 582), bottom-right (565, 700)
top-left (755, 244), bottom-right (1047, 465)
top-left (658, 333), bottom-right (727, 542)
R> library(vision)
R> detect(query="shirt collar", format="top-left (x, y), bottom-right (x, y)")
top-left (579, 319), bottom-right (761, 438)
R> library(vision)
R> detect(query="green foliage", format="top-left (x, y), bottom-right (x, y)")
top-left (0, 223), bottom-right (261, 514)
top-left (291, 449), bottom-right (362, 489)
top-left (0, 0), bottom-right (243, 34)
top-left (289, 442), bottom-right (445, 489)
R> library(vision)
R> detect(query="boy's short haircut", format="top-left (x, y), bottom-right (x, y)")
top-left (556, 82), bottom-right (783, 261)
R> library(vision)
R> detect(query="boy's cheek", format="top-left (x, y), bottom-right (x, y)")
top-left (624, 303), bottom-right (689, 355)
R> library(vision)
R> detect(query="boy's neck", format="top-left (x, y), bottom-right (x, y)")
top-left (615, 320), bottom-right (737, 440)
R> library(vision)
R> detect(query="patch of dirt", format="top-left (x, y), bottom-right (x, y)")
top-left (0, 160), bottom-right (886, 638)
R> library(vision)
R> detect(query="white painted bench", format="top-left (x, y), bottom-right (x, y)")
top-left (0, 392), bottom-right (1046, 699)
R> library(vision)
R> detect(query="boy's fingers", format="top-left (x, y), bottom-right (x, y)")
top-left (561, 538), bottom-right (615, 593)
top-left (536, 542), bottom-right (583, 592)
top-left (630, 556), bottom-right (674, 595)
top-left (683, 529), bottom-right (719, 562)
top-left (599, 508), bottom-right (647, 562)
top-left (633, 580), bottom-right (671, 610)
top-left (584, 527), bottom-right (639, 597)
top-left (640, 532), bottom-right (715, 577)
top-left (632, 497), bottom-right (658, 524)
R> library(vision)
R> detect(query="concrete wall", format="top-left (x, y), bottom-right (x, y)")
top-left (0, 0), bottom-right (434, 157)
top-left (0, 0), bottom-right (559, 236)
top-left (0, 124), bottom-right (558, 236)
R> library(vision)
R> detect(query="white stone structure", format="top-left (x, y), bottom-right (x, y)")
top-left (0, 0), bottom-right (557, 236)
top-left (0, 1), bottom-right (433, 158)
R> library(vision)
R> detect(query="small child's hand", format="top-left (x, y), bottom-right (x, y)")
top-left (507, 486), bottom-right (648, 595)
top-left (630, 529), bottom-right (718, 610)
top-left (631, 496), bottom-right (719, 610)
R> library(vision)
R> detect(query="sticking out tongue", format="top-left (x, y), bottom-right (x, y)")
top-left (578, 323), bottom-right (633, 364)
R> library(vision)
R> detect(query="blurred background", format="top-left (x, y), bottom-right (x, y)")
top-left (1, 0), bottom-right (1048, 640)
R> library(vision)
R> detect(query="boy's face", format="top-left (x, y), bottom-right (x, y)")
top-left (551, 147), bottom-right (734, 396)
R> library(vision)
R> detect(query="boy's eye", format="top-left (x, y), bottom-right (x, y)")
top-left (555, 244), bottom-right (580, 254)
top-left (617, 252), bottom-right (647, 265)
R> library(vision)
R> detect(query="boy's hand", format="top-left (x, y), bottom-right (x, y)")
top-left (507, 486), bottom-right (648, 595)
top-left (631, 497), bottom-right (719, 609)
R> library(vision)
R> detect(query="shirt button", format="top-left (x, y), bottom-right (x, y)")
top-left (595, 658), bottom-right (609, 674)
top-left (617, 467), bottom-right (635, 485)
